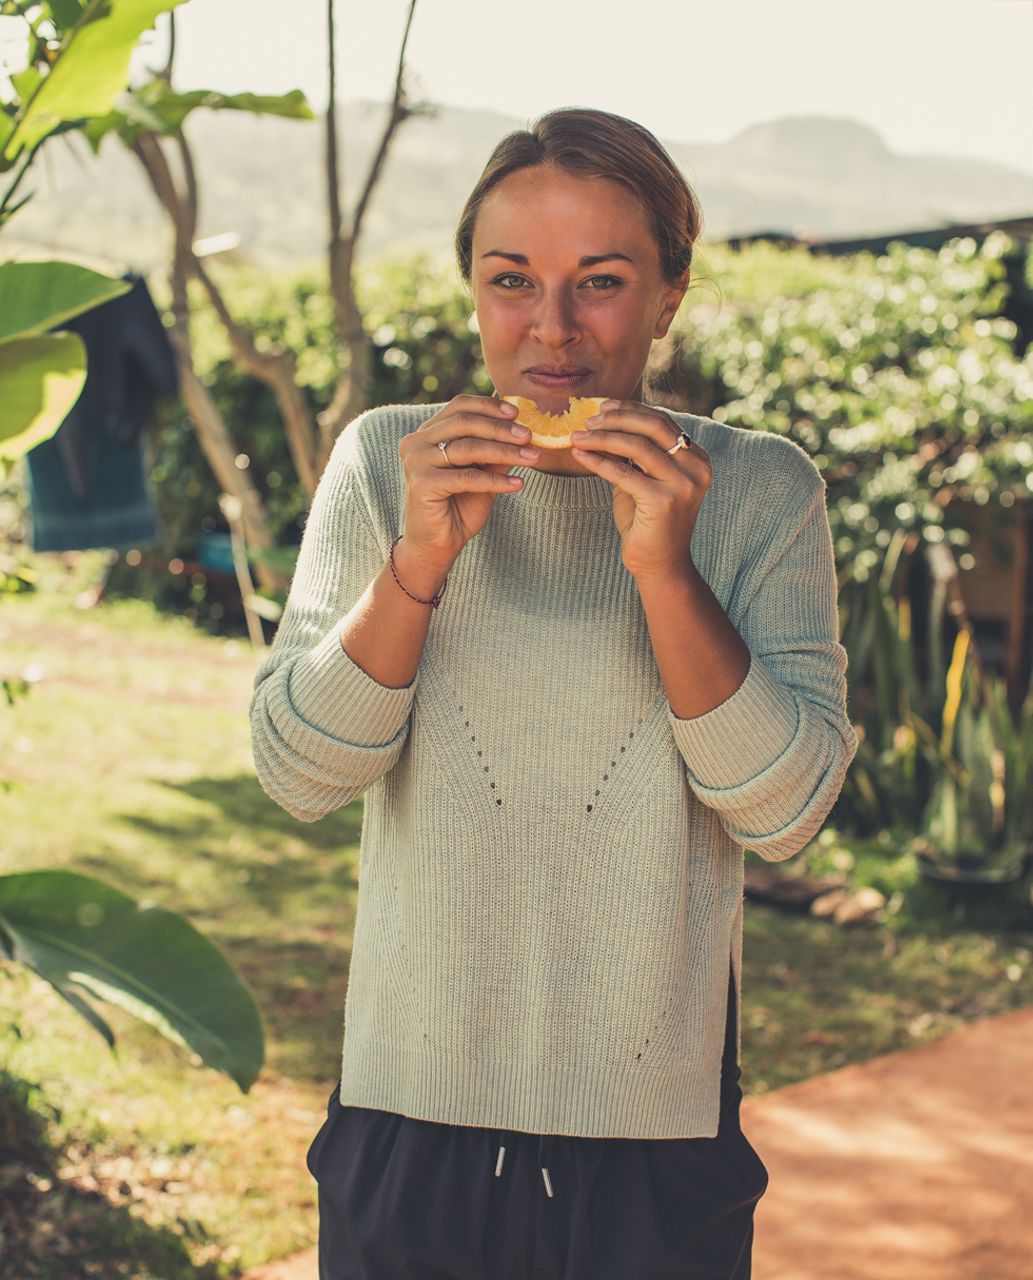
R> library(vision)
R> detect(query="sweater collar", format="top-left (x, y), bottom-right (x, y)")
top-left (505, 463), bottom-right (614, 508)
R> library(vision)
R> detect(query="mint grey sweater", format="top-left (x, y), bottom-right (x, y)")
top-left (249, 403), bottom-right (857, 1139)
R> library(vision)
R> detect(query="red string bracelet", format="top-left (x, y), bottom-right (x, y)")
top-left (389, 535), bottom-right (448, 608)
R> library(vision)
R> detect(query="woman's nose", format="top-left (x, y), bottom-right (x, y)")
top-left (530, 289), bottom-right (581, 347)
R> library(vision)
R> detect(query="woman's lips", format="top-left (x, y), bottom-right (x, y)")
top-left (526, 370), bottom-right (592, 391)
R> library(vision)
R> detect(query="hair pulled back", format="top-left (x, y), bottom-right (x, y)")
top-left (454, 107), bottom-right (703, 290)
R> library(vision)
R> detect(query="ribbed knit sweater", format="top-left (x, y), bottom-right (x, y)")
top-left (249, 402), bottom-right (858, 1139)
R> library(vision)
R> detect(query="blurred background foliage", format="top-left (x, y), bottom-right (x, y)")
top-left (3, 229), bottom-right (1032, 875)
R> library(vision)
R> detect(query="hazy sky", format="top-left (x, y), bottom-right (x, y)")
top-left (167, 0), bottom-right (1033, 175)
top-left (2, 0), bottom-right (1031, 175)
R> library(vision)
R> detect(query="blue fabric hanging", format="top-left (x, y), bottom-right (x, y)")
top-left (25, 273), bottom-right (178, 552)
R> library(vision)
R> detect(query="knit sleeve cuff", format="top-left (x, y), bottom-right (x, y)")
top-left (666, 649), bottom-right (800, 790)
top-left (286, 620), bottom-right (416, 748)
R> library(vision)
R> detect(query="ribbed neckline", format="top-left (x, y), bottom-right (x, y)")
top-left (506, 464), bottom-right (614, 508)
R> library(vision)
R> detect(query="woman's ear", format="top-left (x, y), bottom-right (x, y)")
top-left (654, 271), bottom-right (690, 340)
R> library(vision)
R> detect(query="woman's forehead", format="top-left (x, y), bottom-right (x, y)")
top-left (472, 167), bottom-right (656, 257)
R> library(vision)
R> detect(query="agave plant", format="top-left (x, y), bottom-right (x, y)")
top-left (837, 532), bottom-right (941, 834)
top-left (911, 629), bottom-right (1033, 879)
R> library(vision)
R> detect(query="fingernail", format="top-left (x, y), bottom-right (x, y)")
top-left (500, 401), bottom-right (517, 414)
top-left (587, 414), bottom-right (602, 425)
top-left (571, 430), bottom-right (588, 440)
top-left (600, 399), bottom-right (620, 411)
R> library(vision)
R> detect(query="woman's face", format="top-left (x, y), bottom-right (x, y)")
top-left (470, 163), bottom-right (688, 473)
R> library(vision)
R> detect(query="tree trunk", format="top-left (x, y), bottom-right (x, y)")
top-left (132, 131), bottom-right (287, 592)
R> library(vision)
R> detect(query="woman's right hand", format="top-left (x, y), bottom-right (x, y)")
top-left (395, 395), bottom-right (539, 572)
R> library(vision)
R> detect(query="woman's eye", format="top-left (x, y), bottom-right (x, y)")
top-left (488, 273), bottom-right (622, 291)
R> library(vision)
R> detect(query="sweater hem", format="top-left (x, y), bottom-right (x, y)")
top-left (339, 1036), bottom-right (723, 1140)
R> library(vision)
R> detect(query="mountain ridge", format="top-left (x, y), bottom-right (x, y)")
top-left (13, 102), bottom-right (1033, 272)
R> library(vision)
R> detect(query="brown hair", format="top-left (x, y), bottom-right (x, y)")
top-left (454, 106), bottom-right (704, 290)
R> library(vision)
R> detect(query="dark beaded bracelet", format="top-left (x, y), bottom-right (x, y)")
top-left (389, 535), bottom-right (448, 608)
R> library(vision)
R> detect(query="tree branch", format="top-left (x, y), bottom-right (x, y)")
top-left (320, 0), bottom-right (421, 456)
top-left (174, 128), bottom-right (199, 242)
top-left (158, 10), bottom-right (176, 82)
top-left (326, 0), bottom-right (342, 273)
top-left (350, 0), bottom-right (417, 246)
top-left (189, 255), bottom-right (319, 496)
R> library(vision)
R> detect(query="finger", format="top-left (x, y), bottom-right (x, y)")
top-left (569, 427), bottom-right (679, 478)
top-left (586, 399), bottom-right (651, 427)
top-left (587, 404), bottom-right (690, 456)
top-left (424, 464), bottom-right (525, 492)
top-left (449, 393), bottom-right (519, 419)
top-left (430, 435), bottom-right (539, 470)
top-left (420, 408), bottom-right (531, 444)
top-left (447, 394), bottom-right (520, 425)
top-left (571, 447), bottom-right (651, 487)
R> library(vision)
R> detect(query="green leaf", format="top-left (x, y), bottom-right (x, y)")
top-left (0, 870), bottom-right (264, 1092)
top-left (53, 980), bottom-right (117, 1048)
top-left (0, 332), bottom-right (87, 458)
top-left (3, 0), bottom-right (189, 161)
top-left (47, 0), bottom-right (88, 29)
top-left (9, 65), bottom-right (42, 103)
top-left (109, 82), bottom-right (315, 144)
top-left (0, 259), bottom-right (131, 342)
top-left (147, 86), bottom-right (315, 126)
top-left (109, 86), bottom-right (169, 132)
top-left (81, 83), bottom-right (314, 149)
top-left (81, 111), bottom-right (116, 153)
top-left (0, 188), bottom-right (34, 225)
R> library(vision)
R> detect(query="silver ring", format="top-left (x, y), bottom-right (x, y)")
top-left (437, 440), bottom-right (452, 466)
top-left (665, 428), bottom-right (693, 455)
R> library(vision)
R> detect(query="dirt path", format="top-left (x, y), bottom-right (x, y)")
top-left (243, 1004), bottom-right (1032, 1279)
top-left (749, 1003), bottom-right (1032, 1280)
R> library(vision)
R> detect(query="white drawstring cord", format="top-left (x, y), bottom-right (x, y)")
top-left (493, 1133), bottom-right (554, 1197)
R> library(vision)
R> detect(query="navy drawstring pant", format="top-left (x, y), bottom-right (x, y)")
top-left (305, 966), bottom-right (768, 1278)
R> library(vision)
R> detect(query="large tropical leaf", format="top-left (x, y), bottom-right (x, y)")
top-left (0, 870), bottom-right (264, 1092)
top-left (0, 331), bottom-right (86, 459)
top-left (82, 84), bottom-right (314, 151)
top-left (3, 0), bottom-right (188, 161)
top-left (0, 259), bottom-right (131, 342)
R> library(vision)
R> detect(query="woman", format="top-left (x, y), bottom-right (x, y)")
top-left (250, 107), bottom-right (857, 1279)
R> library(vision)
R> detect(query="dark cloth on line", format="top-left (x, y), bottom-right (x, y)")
top-left (305, 964), bottom-right (768, 1279)
top-left (25, 273), bottom-right (177, 552)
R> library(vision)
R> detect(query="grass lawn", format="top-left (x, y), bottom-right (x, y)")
top-left (1, 557), bottom-right (1030, 1277)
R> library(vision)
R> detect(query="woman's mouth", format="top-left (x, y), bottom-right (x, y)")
top-left (525, 368), bottom-right (592, 391)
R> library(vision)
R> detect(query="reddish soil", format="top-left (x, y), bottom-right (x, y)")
top-left (748, 1004), bottom-right (1032, 1280)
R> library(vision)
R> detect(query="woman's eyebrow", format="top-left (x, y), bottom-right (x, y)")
top-left (480, 251), bottom-right (635, 267)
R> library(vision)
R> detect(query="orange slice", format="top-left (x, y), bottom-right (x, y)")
top-left (502, 395), bottom-right (609, 450)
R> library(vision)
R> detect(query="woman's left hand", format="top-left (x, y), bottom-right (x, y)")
top-left (570, 399), bottom-right (712, 583)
